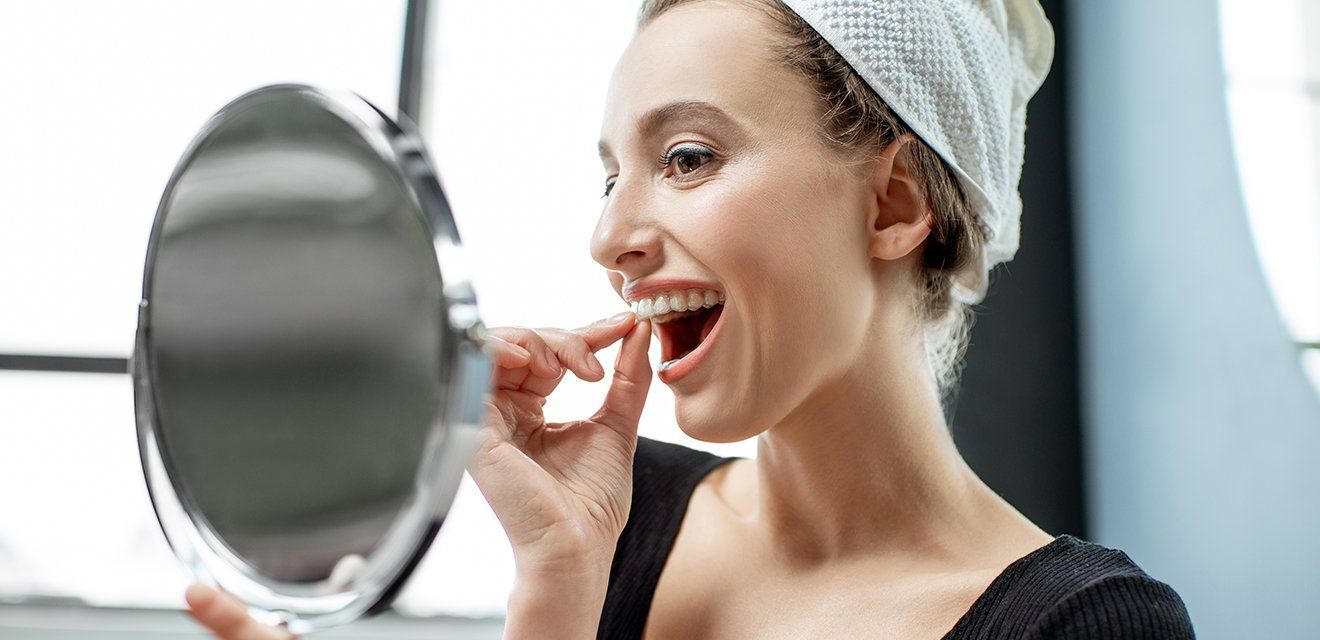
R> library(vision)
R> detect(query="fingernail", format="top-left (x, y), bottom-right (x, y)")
top-left (542, 351), bottom-right (561, 375)
top-left (184, 583), bottom-right (213, 604)
top-left (608, 311), bottom-right (635, 324)
top-left (587, 356), bottom-right (604, 377)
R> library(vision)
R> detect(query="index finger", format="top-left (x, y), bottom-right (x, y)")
top-left (573, 311), bottom-right (638, 351)
top-left (541, 312), bottom-right (637, 382)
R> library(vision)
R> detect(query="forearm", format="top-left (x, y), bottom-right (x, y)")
top-left (503, 564), bottom-right (612, 640)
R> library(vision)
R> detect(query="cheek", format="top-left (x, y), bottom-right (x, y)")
top-left (681, 159), bottom-right (875, 402)
top-left (715, 158), bottom-right (872, 317)
top-left (682, 157), bottom-right (864, 275)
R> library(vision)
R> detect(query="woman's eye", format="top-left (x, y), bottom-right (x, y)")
top-left (661, 145), bottom-right (715, 177)
top-left (602, 177), bottom-right (617, 198)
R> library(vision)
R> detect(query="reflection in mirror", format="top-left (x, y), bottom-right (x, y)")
top-left (149, 89), bottom-right (445, 582)
top-left (135, 85), bottom-right (485, 630)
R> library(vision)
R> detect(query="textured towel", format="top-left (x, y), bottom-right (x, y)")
top-left (780, 0), bottom-right (1055, 303)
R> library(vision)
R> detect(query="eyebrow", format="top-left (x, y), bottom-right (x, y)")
top-left (598, 100), bottom-right (747, 160)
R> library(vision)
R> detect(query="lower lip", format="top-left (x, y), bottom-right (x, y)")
top-left (657, 306), bottom-right (726, 385)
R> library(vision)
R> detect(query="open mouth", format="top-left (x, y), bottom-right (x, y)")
top-left (629, 288), bottom-right (725, 374)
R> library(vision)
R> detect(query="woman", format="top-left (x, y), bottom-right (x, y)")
top-left (186, 0), bottom-right (1195, 637)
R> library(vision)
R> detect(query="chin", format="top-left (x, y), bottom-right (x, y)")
top-left (672, 391), bottom-right (763, 444)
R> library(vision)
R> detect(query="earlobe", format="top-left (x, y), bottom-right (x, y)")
top-left (867, 134), bottom-right (933, 261)
top-left (868, 217), bottom-right (933, 260)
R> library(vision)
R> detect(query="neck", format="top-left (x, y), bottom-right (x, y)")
top-left (747, 327), bottom-right (995, 566)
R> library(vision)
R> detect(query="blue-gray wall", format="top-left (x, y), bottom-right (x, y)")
top-left (1069, 1), bottom-right (1320, 637)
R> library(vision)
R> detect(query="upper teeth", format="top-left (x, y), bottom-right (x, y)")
top-left (630, 288), bottom-right (724, 322)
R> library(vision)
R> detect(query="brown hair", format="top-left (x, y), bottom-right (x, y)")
top-left (638, 0), bottom-right (989, 401)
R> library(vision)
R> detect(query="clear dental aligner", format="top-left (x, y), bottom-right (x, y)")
top-left (630, 288), bottom-right (724, 323)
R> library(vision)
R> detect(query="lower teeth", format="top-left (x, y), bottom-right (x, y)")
top-left (659, 358), bottom-right (682, 372)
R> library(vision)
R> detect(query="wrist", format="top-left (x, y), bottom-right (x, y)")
top-left (504, 567), bottom-right (611, 640)
top-left (515, 543), bottom-right (615, 577)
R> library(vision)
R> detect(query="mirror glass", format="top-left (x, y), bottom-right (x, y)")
top-left (132, 85), bottom-right (487, 631)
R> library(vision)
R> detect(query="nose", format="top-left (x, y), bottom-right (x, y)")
top-left (590, 187), bottom-right (663, 279)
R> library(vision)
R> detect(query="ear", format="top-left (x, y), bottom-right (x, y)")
top-left (866, 134), bottom-right (933, 261)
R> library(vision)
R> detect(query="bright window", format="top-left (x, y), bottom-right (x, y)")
top-left (0, 0), bottom-right (408, 611)
top-left (0, 0), bottom-right (756, 623)
top-left (1220, 0), bottom-right (1320, 396)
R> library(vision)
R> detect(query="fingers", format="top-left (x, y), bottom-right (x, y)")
top-left (488, 329), bottom-right (563, 379)
top-left (184, 583), bottom-right (294, 640)
top-left (489, 314), bottom-right (636, 397)
top-left (575, 312), bottom-right (642, 351)
top-left (480, 389), bottom-right (547, 446)
top-left (593, 319), bottom-right (653, 435)
top-left (485, 336), bottom-right (532, 369)
top-left (541, 313), bottom-right (637, 383)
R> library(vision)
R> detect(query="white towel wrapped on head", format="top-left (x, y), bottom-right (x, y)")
top-left (780, 0), bottom-right (1055, 303)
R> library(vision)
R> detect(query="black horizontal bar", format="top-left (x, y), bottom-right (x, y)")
top-left (0, 354), bottom-right (129, 374)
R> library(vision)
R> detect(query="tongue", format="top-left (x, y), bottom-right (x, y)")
top-left (699, 306), bottom-right (722, 342)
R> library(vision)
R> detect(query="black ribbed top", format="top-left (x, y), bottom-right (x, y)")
top-left (597, 437), bottom-right (1195, 639)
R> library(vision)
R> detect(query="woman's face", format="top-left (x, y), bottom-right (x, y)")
top-left (592, 0), bottom-right (907, 442)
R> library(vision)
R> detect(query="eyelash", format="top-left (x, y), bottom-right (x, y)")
top-left (602, 144), bottom-right (717, 198)
top-left (658, 144), bottom-right (716, 173)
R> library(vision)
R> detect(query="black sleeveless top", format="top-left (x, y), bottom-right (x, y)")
top-left (598, 437), bottom-right (1195, 639)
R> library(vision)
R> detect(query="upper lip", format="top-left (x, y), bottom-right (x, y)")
top-left (622, 277), bottom-right (724, 303)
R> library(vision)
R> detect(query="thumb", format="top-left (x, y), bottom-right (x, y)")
top-left (593, 319), bottom-right (652, 435)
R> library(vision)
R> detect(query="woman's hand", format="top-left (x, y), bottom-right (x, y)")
top-left (184, 583), bottom-right (295, 639)
top-left (469, 312), bottom-right (652, 576)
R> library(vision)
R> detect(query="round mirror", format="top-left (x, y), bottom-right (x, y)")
top-left (130, 84), bottom-right (489, 632)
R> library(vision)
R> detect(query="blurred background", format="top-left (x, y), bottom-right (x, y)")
top-left (0, 0), bottom-right (1316, 638)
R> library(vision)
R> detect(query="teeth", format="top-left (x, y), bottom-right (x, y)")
top-left (659, 358), bottom-right (681, 372)
top-left (628, 287), bottom-right (724, 322)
